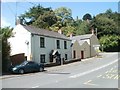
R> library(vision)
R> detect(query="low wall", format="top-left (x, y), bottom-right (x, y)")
top-left (45, 58), bottom-right (81, 67)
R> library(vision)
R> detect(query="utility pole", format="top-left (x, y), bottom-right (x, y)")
top-left (15, 2), bottom-right (18, 25)
top-left (95, 28), bottom-right (97, 37)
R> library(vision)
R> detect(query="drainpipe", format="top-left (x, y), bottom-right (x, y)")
top-left (90, 38), bottom-right (91, 57)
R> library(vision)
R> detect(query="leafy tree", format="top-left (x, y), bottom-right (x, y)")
top-left (91, 10), bottom-right (120, 38)
top-left (61, 26), bottom-right (76, 36)
top-left (32, 11), bottom-right (57, 29)
top-left (52, 7), bottom-right (73, 29)
top-left (0, 27), bottom-right (13, 72)
top-left (20, 4), bottom-right (57, 29)
top-left (83, 13), bottom-right (92, 20)
top-left (99, 35), bottom-right (120, 52)
top-left (75, 21), bottom-right (91, 35)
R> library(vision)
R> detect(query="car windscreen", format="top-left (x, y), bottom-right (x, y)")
top-left (21, 61), bottom-right (28, 65)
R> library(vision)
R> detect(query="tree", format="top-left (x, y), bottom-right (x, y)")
top-left (83, 13), bottom-right (92, 20)
top-left (20, 4), bottom-right (57, 29)
top-left (99, 35), bottom-right (120, 52)
top-left (32, 11), bottom-right (57, 29)
top-left (75, 21), bottom-right (91, 35)
top-left (90, 10), bottom-right (120, 38)
top-left (0, 27), bottom-right (13, 72)
top-left (52, 7), bottom-right (73, 29)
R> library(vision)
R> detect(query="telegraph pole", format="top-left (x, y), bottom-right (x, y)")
top-left (95, 28), bottom-right (97, 37)
top-left (15, 2), bottom-right (18, 25)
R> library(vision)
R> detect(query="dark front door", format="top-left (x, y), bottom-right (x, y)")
top-left (73, 50), bottom-right (76, 59)
top-left (81, 51), bottom-right (84, 59)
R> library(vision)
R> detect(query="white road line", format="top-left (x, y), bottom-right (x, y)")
top-left (97, 75), bottom-right (102, 78)
top-left (69, 59), bottom-right (118, 78)
top-left (83, 80), bottom-right (98, 86)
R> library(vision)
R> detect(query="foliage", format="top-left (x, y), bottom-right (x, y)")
top-left (75, 21), bottom-right (91, 35)
top-left (83, 13), bottom-right (92, 20)
top-left (20, 4), bottom-right (57, 29)
top-left (91, 10), bottom-right (120, 38)
top-left (50, 7), bottom-right (74, 32)
top-left (32, 11), bottom-right (57, 29)
top-left (0, 27), bottom-right (13, 72)
top-left (99, 35), bottom-right (120, 52)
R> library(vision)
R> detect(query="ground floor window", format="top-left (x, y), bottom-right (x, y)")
top-left (65, 54), bottom-right (68, 60)
top-left (40, 54), bottom-right (45, 63)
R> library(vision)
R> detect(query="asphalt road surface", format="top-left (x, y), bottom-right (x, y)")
top-left (1, 52), bottom-right (120, 88)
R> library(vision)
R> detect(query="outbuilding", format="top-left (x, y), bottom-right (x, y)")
top-left (71, 34), bottom-right (100, 59)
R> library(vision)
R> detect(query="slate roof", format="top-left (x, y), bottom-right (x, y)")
top-left (70, 34), bottom-right (93, 41)
top-left (78, 40), bottom-right (86, 45)
top-left (22, 25), bottom-right (71, 41)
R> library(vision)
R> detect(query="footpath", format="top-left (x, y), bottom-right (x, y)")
top-left (0, 52), bottom-right (111, 80)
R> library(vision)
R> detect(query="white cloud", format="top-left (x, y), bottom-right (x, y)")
top-left (1, 17), bottom-right (11, 28)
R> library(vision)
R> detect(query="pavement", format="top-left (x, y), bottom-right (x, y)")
top-left (1, 52), bottom-right (119, 88)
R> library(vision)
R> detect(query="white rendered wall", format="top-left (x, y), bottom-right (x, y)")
top-left (8, 24), bottom-right (31, 60)
top-left (31, 35), bottom-right (72, 64)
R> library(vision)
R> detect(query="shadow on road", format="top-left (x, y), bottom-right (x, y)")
top-left (44, 71), bottom-right (70, 75)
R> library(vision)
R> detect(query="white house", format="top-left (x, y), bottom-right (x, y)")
top-left (9, 24), bottom-right (72, 64)
top-left (70, 34), bottom-right (100, 59)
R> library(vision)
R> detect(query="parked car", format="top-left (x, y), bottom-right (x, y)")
top-left (10, 61), bottom-right (44, 74)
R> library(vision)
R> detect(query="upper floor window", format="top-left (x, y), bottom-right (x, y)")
top-left (64, 41), bottom-right (67, 49)
top-left (56, 40), bottom-right (60, 49)
top-left (40, 37), bottom-right (45, 48)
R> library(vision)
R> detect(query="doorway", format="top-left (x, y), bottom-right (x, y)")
top-left (81, 51), bottom-right (84, 59)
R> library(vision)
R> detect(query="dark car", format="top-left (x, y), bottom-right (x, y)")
top-left (10, 61), bottom-right (44, 74)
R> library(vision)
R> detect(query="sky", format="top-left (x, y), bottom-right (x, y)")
top-left (1, 2), bottom-right (118, 28)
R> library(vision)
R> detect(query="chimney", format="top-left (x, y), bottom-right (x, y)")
top-left (70, 33), bottom-right (73, 38)
top-left (58, 29), bottom-right (62, 34)
top-left (15, 18), bottom-right (23, 25)
top-left (91, 28), bottom-right (94, 35)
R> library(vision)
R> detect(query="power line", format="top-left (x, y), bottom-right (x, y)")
top-left (6, 3), bottom-right (16, 17)
top-left (23, 0), bottom-right (37, 6)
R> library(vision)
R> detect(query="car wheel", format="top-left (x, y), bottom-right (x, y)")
top-left (19, 69), bottom-right (24, 74)
top-left (39, 67), bottom-right (44, 72)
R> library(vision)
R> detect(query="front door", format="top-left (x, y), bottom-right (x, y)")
top-left (81, 51), bottom-right (84, 59)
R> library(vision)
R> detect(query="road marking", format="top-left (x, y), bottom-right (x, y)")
top-left (83, 80), bottom-right (98, 86)
top-left (113, 75), bottom-right (118, 80)
top-left (105, 74), bottom-right (116, 79)
top-left (31, 86), bottom-right (39, 88)
top-left (105, 71), bottom-right (109, 74)
top-left (69, 59), bottom-right (118, 78)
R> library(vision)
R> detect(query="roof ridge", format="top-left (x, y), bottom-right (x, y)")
top-left (22, 25), bottom-right (70, 40)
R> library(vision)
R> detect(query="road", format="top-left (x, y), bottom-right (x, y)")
top-left (1, 52), bottom-right (119, 88)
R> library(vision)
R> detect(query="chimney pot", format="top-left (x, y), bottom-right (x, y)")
top-left (15, 18), bottom-right (23, 25)
top-left (91, 28), bottom-right (94, 34)
top-left (58, 29), bottom-right (62, 34)
top-left (70, 33), bottom-right (73, 38)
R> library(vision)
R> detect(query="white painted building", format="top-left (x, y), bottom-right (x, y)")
top-left (9, 24), bottom-right (72, 64)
